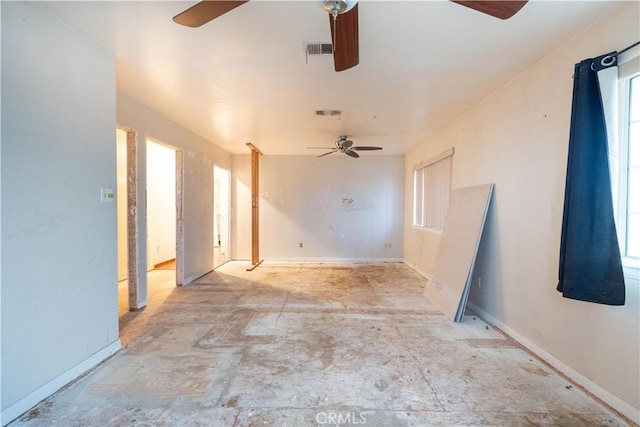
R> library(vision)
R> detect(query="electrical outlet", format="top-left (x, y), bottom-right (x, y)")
top-left (299, 242), bottom-right (303, 248)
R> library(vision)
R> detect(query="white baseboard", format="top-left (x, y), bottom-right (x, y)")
top-left (182, 268), bottom-right (214, 286)
top-left (403, 260), bottom-right (430, 280)
top-left (1, 339), bottom-right (121, 426)
top-left (133, 298), bottom-right (148, 310)
top-left (406, 260), bottom-right (639, 423)
top-left (261, 257), bottom-right (404, 264)
top-left (468, 302), bottom-right (639, 424)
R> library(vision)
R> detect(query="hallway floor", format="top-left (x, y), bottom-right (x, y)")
top-left (12, 262), bottom-right (628, 426)
top-left (117, 269), bottom-right (176, 317)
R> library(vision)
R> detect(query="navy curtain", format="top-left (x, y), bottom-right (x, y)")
top-left (557, 53), bottom-right (625, 306)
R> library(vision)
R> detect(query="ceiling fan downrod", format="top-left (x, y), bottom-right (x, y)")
top-left (322, 0), bottom-right (358, 49)
top-left (322, 0), bottom-right (349, 19)
top-left (323, 0), bottom-right (346, 52)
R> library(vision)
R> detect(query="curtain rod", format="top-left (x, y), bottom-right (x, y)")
top-left (573, 41), bottom-right (639, 77)
top-left (615, 40), bottom-right (640, 57)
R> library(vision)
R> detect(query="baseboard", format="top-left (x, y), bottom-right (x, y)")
top-left (403, 260), bottom-right (430, 280)
top-left (407, 261), bottom-right (639, 422)
top-left (1, 339), bottom-right (121, 426)
top-left (153, 258), bottom-right (175, 269)
top-left (182, 268), bottom-right (214, 286)
top-left (261, 257), bottom-right (404, 264)
top-left (467, 302), bottom-right (639, 424)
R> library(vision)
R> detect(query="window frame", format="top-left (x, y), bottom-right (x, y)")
top-left (616, 54), bottom-right (640, 280)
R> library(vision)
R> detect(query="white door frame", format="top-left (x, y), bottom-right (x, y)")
top-left (213, 164), bottom-right (231, 268)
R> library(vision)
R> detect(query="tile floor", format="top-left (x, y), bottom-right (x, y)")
top-left (12, 262), bottom-right (630, 426)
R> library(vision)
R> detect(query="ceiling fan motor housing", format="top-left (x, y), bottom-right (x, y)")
top-left (322, 0), bottom-right (357, 17)
top-left (337, 135), bottom-right (352, 150)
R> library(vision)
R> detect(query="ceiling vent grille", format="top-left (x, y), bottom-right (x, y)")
top-left (306, 43), bottom-right (333, 55)
top-left (315, 109), bottom-right (341, 116)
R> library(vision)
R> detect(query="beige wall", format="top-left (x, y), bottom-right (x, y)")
top-left (261, 155), bottom-right (404, 261)
top-left (404, 2), bottom-right (639, 420)
top-left (232, 154), bottom-right (404, 262)
top-left (231, 154), bottom-right (253, 260)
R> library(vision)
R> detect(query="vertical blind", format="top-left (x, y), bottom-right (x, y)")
top-left (413, 149), bottom-right (454, 230)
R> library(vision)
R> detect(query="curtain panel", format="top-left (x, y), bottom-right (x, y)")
top-left (557, 52), bottom-right (625, 306)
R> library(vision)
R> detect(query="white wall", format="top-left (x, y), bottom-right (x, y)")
top-left (404, 2), bottom-right (639, 420)
top-left (117, 93), bottom-right (232, 286)
top-left (1, 2), bottom-right (120, 423)
top-left (233, 155), bottom-right (404, 262)
top-left (231, 154), bottom-right (253, 260)
top-left (146, 140), bottom-right (176, 267)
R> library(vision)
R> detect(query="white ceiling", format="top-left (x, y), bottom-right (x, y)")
top-left (42, 1), bottom-right (622, 155)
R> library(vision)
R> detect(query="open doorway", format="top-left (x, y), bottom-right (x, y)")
top-left (146, 139), bottom-right (176, 271)
top-left (143, 138), bottom-right (183, 309)
top-left (116, 133), bottom-right (184, 341)
top-left (214, 165), bottom-right (230, 268)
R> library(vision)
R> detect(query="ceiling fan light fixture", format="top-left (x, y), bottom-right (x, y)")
top-left (343, 0), bottom-right (358, 13)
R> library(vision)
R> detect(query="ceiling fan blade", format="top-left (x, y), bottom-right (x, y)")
top-left (352, 146), bottom-right (382, 151)
top-left (318, 150), bottom-right (337, 158)
top-left (341, 140), bottom-right (354, 149)
top-left (451, 1), bottom-right (528, 19)
top-left (329, 3), bottom-right (359, 72)
top-left (307, 147), bottom-right (335, 149)
top-left (173, 1), bottom-right (248, 27)
top-left (345, 150), bottom-right (360, 158)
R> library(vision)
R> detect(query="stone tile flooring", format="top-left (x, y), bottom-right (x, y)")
top-left (12, 262), bottom-right (629, 426)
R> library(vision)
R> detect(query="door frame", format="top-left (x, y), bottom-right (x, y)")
top-left (145, 137), bottom-right (184, 287)
top-left (213, 164), bottom-right (231, 268)
top-left (118, 129), bottom-right (185, 314)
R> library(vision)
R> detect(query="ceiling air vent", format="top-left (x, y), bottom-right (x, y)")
top-left (306, 43), bottom-right (333, 55)
top-left (315, 109), bottom-right (341, 116)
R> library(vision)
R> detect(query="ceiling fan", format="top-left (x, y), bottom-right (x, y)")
top-left (308, 135), bottom-right (382, 158)
top-left (173, 1), bottom-right (528, 72)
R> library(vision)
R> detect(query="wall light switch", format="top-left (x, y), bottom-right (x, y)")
top-left (101, 188), bottom-right (115, 202)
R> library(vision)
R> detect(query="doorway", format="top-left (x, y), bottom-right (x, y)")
top-left (116, 131), bottom-right (184, 321)
top-left (144, 138), bottom-right (183, 309)
top-left (214, 165), bottom-right (231, 268)
top-left (146, 139), bottom-right (177, 273)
